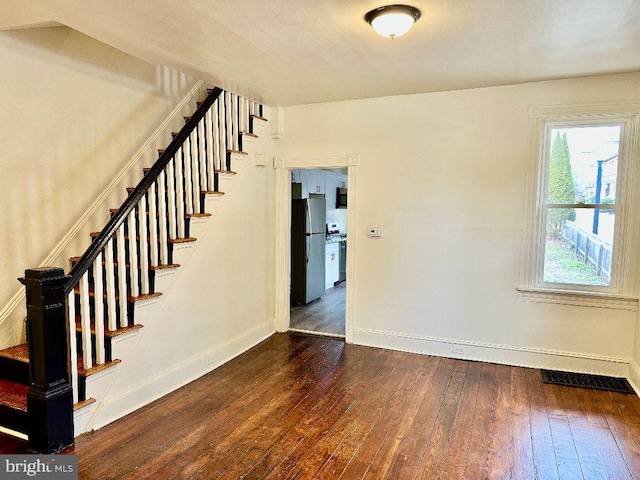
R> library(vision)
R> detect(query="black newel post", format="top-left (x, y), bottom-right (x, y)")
top-left (18, 267), bottom-right (74, 453)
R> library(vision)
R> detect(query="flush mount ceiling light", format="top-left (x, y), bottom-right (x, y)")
top-left (364, 4), bottom-right (421, 39)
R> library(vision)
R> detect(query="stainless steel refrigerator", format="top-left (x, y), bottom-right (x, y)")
top-left (291, 197), bottom-right (326, 305)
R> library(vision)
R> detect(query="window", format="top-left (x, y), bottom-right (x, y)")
top-left (519, 103), bottom-right (640, 310)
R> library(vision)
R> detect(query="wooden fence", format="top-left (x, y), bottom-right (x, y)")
top-left (562, 221), bottom-right (612, 282)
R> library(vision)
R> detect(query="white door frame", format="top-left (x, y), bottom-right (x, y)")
top-left (274, 154), bottom-right (359, 343)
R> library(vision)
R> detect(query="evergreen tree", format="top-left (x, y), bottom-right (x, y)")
top-left (547, 132), bottom-right (576, 237)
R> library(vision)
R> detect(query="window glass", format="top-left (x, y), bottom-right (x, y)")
top-left (541, 126), bottom-right (620, 287)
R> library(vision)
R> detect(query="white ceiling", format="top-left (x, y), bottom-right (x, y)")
top-left (3, 0), bottom-right (640, 106)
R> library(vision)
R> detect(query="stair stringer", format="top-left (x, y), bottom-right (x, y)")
top-left (74, 116), bottom-right (276, 435)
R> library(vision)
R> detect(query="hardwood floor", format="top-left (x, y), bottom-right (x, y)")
top-left (290, 282), bottom-right (345, 336)
top-left (2, 332), bottom-right (640, 479)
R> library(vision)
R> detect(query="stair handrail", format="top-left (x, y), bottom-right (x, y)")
top-left (64, 87), bottom-right (224, 295)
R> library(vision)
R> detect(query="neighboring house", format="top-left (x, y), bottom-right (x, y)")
top-left (602, 154), bottom-right (618, 199)
top-left (2, 3), bottom-right (640, 437)
top-left (584, 154), bottom-right (618, 199)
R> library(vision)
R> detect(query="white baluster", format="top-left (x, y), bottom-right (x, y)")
top-left (233, 93), bottom-right (239, 152)
top-left (148, 182), bottom-right (159, 267)
top-left (238, 96), bottom-right (245, 136)
top-left (184, 138), bottom-right (194, 215)
top-left (157, 172), bottom-right (169, 265)
top-left (79, 271), bottom-right (92, 370)
top-left (198, 118), bottom-right (207, 210)
top-left (67, 291), bottom-right (78, 404)
top-left (93, 252), bottom-right (105, 365)
top-left (218, 95), bottom-right (227, 171)
top-left (175, 148), bottom-right (186, 238)
top-left (214, 100), bottom-right (222, 173)
top-left (105, 238), bottom-right (118, 331)
top-left (116, 223), bottom-right (129, 327)
top-left (226, 92), bottom-right (233, 154)
top-left (205, 108), bottom-right (215, 191)
top-left (190, 129), bottom-right (201, 213)
top-left (244, 96), bottom-right (250, 136)
top-left (166, 159), bottom-right (177, 240)
top-left (128, 209), bottom-right (139, 299)
top-left (138, 194), bottom-right (149, 294)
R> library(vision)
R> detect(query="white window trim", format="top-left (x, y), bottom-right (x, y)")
top-left (519, 101), bottom-right (640, 310)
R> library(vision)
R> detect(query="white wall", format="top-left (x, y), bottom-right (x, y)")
top-left (280, 73), bottom-right (640, 376)
top-left (0, 26), bottom-right (199, 348)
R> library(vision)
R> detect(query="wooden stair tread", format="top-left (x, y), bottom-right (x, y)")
top-left (75, 318), bottom-right (143, 338)
top-left (202, 190), bottom-right (225, 196)
top-left (241, 131), bottom-right (259, 138)
top-left (77, 358), bottom-right (121, 377)
top-left (130, 292), bottom-right (162, 302)
top-left (226, 150), bottom-right (248, 156)
top-left (0, 379), bottom-right (27, 412)
top-left (186, 213), bottom-right (212, 218)
top-left (169, 237), bottom-right (197, 244)
top-left (0, 344), bottom-right (28, 364)
top-left (149, 264), bottom-right (180, 271)
top-left (74, 397), bottom-right (96, 411)
top-left (250, 114), bottom-right (268, 122)
top-left (214, 170), bottom-right (237, 175)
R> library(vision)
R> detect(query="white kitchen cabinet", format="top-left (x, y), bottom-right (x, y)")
top-left (325, 242), bottom-right (339, 289)
top-left (292, 169), bottom-right (329, 198)
top-left (307, 169), bottom-right (325, 195)
top-left (338, 174), bottom-right (347, 189)
top-left (324, 171), bottom-right (337, 210)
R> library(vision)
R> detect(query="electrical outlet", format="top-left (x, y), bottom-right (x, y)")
top-left (452, 345), bottom-right (464, 355)
top-left (206, 354), bottom-right (217, 366)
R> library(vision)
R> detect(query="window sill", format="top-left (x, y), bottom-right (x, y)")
top-left (516, 287), bottom-right (638, 311)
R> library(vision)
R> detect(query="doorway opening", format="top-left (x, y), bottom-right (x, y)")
top-left (274, 154), bottom-right (358, 343)
top-left (289, 168), bottom-right (347, 338)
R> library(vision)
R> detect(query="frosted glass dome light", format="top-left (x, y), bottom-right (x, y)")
top-left (365, 5), bottom-right (421, 39)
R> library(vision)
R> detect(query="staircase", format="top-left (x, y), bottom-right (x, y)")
top-left (0, 87), bottom-right (266, 452)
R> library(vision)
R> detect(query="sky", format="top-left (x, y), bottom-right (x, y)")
top-left (551, 125), bottom-right (620, 189)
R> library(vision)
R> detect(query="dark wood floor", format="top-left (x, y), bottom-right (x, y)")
top-left (2, 333), bottom-right (640, 479)
top-left (290, 282), bottom-right (345, 336)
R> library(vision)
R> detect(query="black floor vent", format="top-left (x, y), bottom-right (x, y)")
top-left (541, 369), bottom-right (634, 394)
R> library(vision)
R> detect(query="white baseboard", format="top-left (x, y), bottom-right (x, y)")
top-left (628, 360), bottom-right (640, 395)
top-left (353, 327), bottom-right (630, 377)
top-left (84, 321), bottom-right (274, 434)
